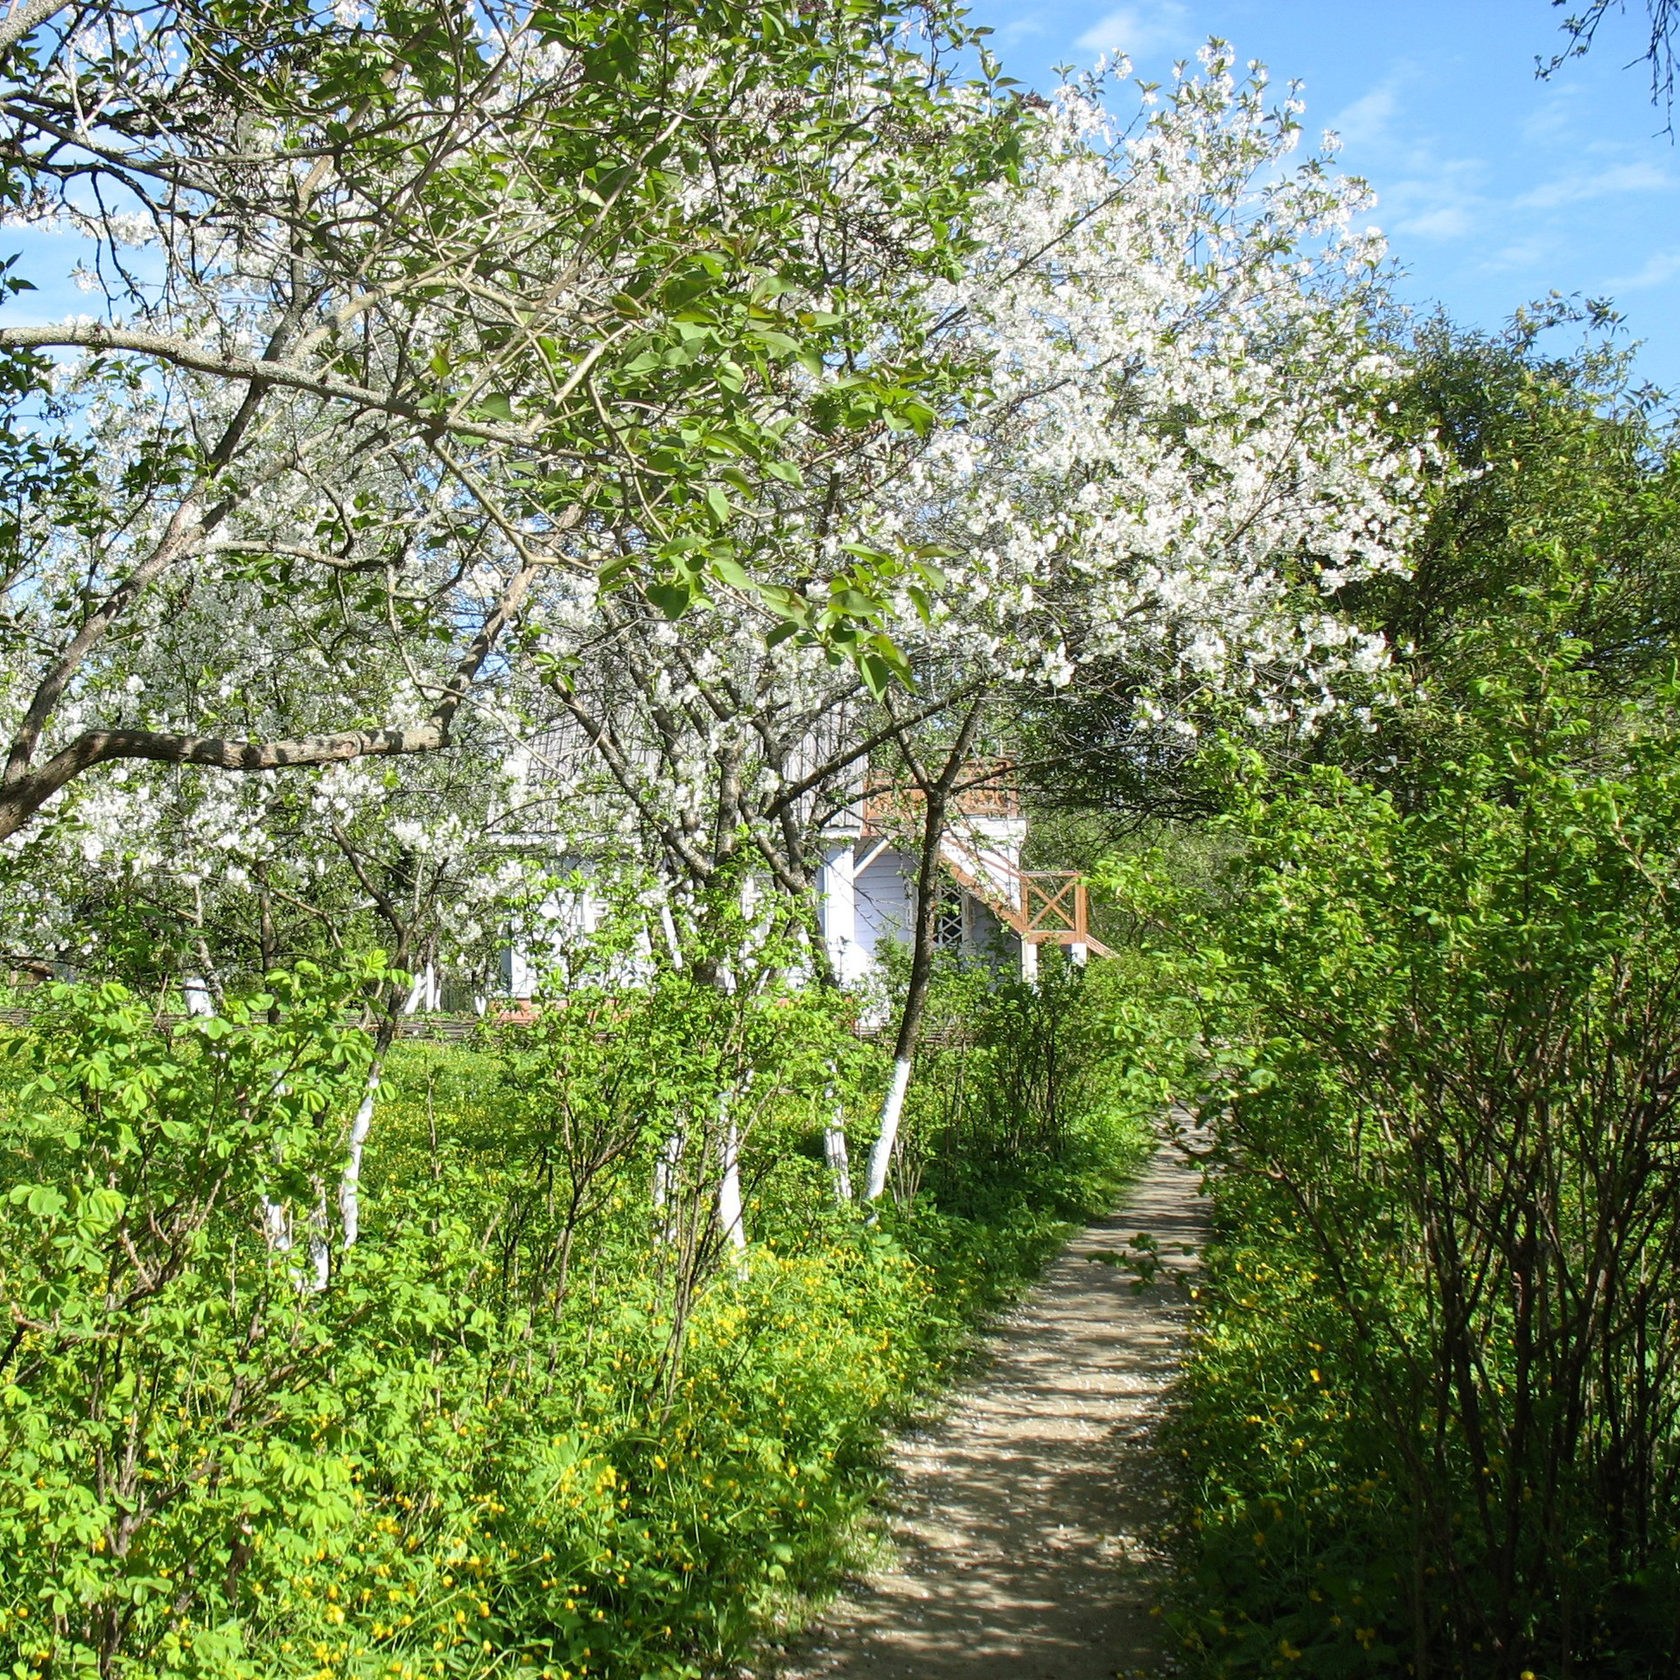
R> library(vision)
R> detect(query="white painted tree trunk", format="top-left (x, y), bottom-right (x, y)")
top-left (401, 965), bottom-right (436, 1014)
top-left (822, 1081), bottom-right (852, 1203)
top-left (262, 1196), bottom-right (292, 1255)
top-left (658, 901), bottom-right (684, 969)
top-left (336, 1009), bottom-right (400, 1263)
top-left (338, 1062), bottom-right (383, 1250)
top-left (824, 1118), bottom-right (853, 1204)
top-left (306, 1184), bottom-right (331, 1292)
top-left (263, 1175), bottom-right (329, 1295)
top-left (192, 981), bottom-right (295, 1269)
top-left (863, 1056), bottom-right (913, 1203)
top-left (717, 1107), bottom-right (746, 1271)
top-left (653, 1124), bottom-right (684, 1241)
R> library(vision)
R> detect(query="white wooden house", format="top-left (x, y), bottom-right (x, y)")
top-left (496, 772), bottom-right (1108, 1004)
top-left (814, 768), bottom-right (1109, 990)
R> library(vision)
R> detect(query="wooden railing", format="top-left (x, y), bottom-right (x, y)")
top-left (861, 761), bottom-right (1021, 832)
top-left (935, 837), bottom-right (1112, 958)
top-left (1021, 871), bottom-right (1090, 944)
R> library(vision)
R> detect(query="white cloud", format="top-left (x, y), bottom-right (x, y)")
top-left (1481, 235), bottom-right (1557, 274)
top-left (1328, 84), bottom-right (1399, 150)
top-left (1604, 249), bottom-right (1680, 290)
top-left (1074, 2), bottom-right (1191, 59)
top-left (1519, 97), bottom-right (1576, 145)
top-left (1515, 161), bottom-right (1675, 209)
top-left (1381, 156), bottom-right (1488, 248)
top-left (1395, 206), bottom-right (1475, 240)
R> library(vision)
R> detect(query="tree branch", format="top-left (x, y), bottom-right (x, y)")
top-left (0, 324), bottom-right (544, 449)
top-left (0, 555), bottom-right (545, 840)
top-left (0, 0), bottom-right (73, 56)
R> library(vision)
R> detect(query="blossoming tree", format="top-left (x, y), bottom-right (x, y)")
top-left (0, 0), bottom-right (1020, 845)
top-left (517, 52), bottom-right (1428, 1197)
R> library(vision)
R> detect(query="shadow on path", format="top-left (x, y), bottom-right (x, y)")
top-left (771, 1140), bottom-right (1208, 1680)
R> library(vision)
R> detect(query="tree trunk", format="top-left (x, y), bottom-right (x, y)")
top-left (653, 1122), bottom-right (685, 1242)
top-left (339, 1015), bottom-right (399, 1253)
top-left (862, 701), bottom-right (983, 1204)
top-left (256, 863), bottom-right (280, 1022)
top-left (823, 1079), bottom-right (853, 1203)
top-left (716, 1096), bottom-right (747, 1274)
top-left (863, 1057), bottom-right (913, 1202)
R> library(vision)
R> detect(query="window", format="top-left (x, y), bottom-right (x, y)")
top-left (934, 889), bottom-right (965, 951)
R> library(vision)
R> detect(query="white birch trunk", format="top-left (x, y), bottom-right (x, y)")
top-left (338, 1062), bottom-right (383, 1250)
top-left (863, 1056), bottom-right (913, 1203)
top-left (822, 1081), bottom-right (852, 1203)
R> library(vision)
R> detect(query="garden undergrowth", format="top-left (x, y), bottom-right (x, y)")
top-left (0, 961), bottom-right (1149, 1680)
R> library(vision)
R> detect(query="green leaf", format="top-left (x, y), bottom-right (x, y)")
top-left (858, 652), bottom-right (896, 699)
top-left (646, 582), bottom-right (695, 620)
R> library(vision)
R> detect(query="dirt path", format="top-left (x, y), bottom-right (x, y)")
top-left (771, 1141), bottom-right (1207, 1680)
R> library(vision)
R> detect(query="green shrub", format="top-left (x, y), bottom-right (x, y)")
top-left (0, 945), bottom-right (1146, 1678)
top-left (1116, 658), bottom-right (1680, 1679)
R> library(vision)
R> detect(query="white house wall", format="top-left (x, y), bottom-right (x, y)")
top-left (817, 841), bottom-right (1023, 982)
top-left (853, 846), bottom-right (915, 969)
top-left (505, 837), bottom-right (1027, 1000)
top-left (817, 842), bottom-right (869, 986)
top-left (964, 894), bottom-right (1016, 964)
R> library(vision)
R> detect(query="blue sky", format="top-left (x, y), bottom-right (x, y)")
top-left (965, 0), bottom-right (1680, 394)
top-left (6, 4), bottom-right (1675, 396)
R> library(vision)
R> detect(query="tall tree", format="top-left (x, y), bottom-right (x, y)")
top-left (520, 52), bottom-right (1432, 1200)
top-left (0, 0), bottom-right (1019, 845)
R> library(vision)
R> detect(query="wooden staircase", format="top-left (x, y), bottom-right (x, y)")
top-left (859, 766), bottom-right (1113, 961)
top-left (936, 834), bottom-right (1115, 960)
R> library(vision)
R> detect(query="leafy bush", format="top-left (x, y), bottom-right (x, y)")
top-left (1116, 655), bottom-right (1680, 1678)
top-left (0, 947), bottom-right (1146, 1678)
top-left (889, 957), bottom-right (1155, 1216)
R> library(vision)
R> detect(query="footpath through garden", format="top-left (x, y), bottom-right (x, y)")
top-left (771, 1138), bottom-right (1207, 1680)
